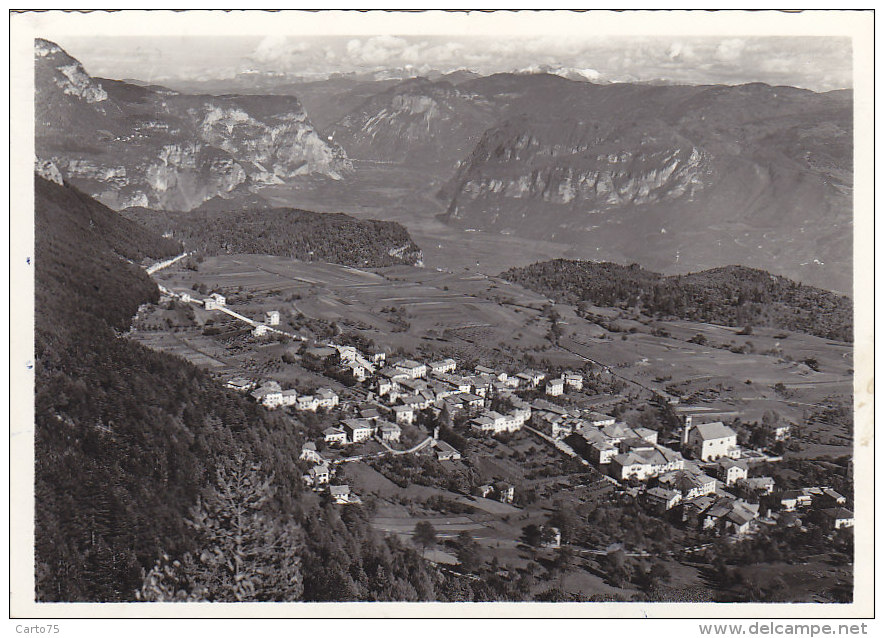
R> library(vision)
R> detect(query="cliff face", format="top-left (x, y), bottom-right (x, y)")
top-left (327, 78), bottom-right (498, 168)
top-left (444, 120), bottom-right (709, 222)
top-left (434, 76), bottom-right (853, 293)
top-left (35, 39), bottom-right (350, 211)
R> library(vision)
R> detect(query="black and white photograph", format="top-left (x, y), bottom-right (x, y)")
top-left (8, 8), bottom-right (875, 622)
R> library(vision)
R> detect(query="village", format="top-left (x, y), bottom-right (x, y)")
top-left (133, 270), bottom-right (854, 557)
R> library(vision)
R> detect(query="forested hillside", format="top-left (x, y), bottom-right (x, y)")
top-left (33, 177), bottom-right (447, 601)
top-left (123, 206), bottom-right (424, 267)
top-left (501, 259), bottom-right (852, 342)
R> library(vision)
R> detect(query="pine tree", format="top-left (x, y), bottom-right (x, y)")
top-left (137, 454), bottom-right (303, 601)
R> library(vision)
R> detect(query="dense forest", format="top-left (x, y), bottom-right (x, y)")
top-left (123, 205), bottom-right (424, 268)
top-left (32, 176), bottom-right (456, 601)
top-left (501, 259), bottom-right (852, 342)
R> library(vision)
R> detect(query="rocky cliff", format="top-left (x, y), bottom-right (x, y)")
top-left (437, 75), bottom-right (853, 293)
top-left (327, 77), bottom-right (498, 168)
top-left (35, 39), bottom-right (350, 211)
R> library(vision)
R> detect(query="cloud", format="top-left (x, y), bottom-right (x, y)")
top-left (715, 38), bottom-right (747, 62)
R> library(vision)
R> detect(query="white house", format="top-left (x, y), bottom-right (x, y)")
top-left (562, 372), bottom-right (584, 391)
top-left (279, 389), bottom-right (300, 407)
top-left (323, 427), bottom-right (347, 445)
top-left (822, 507), bottom-right (854, 530)
top-left (585, 412), bottom-right (617, 428)
top-left (265, 310), bottom-right (280, 326)
top-left (210, 293), bottom-right (226, 306)
top-left (546, 378), bottom-right (565, 397)
top-left (393, 404), bottom-right (414, 425)
top-left (378, 420), bottom-right (401, 443)
top-left (251, 387), bottom-right (283, 409)
top-left (470, 409), bottom-right (524, 435)
top-left (717, 458), bottom-right (749, 486)
top-left (252, 324), bottom-right (270, 337)
top-left (610, 446), bottom-right (685, 482)
top-left (226, 378), bottom-right (254, 392)
top-left (342, 418), bottom-right (375, 443)
top-left (346, 360), bottom-right (370, 381)
top-left (660, 469), bottom-right (717, 500)
top-left (683, 421), bottom-right (740, 462)
top-left (296, 395), bottom-right (319, 412)
top-left (306, 464), bottom-right (330, 486)
top-left (429, 359), bottom-right (457, 375)
top-left (394, 359), bottom-right (427, 379)
top-left (299, 442), bottom-right (322, 464)
top-left (435, 439), bottom-right (461, 461)
top-left (329, 484), bottom-right (360, 505)
top-left (315, 388), bottom-right (340, 410)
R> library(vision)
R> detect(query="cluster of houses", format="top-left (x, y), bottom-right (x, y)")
top-left (778, 486), bottom-right (853, 529)
top-left (298, 443), bottom-right (361, 504)
top-left (231, 379), bottom-right (341, 412)
top-left (218, 326), bottom-right (850, 537)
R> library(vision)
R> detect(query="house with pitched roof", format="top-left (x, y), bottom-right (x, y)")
top-left (683, 421), bottom-right (740, 461)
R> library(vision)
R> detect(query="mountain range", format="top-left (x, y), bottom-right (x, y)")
top-left (35, 39), bottom-right (853, 293)
top-left (36, 38), bottom-right (349, 212)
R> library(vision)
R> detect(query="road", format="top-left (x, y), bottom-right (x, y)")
top-left (329, 436), bottom-right (435, 465)
top-left (146, 252), bottom-right (190, 275)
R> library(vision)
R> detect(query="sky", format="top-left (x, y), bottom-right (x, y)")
top-left (56, 34), bottom-right (853, 92)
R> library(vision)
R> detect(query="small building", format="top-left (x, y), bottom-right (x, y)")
top-left (252, 324), bottom-right (270, 338)
top-left (346, 360), bottom-right (370, 381)
top-left (393, 404), bottom-right (414, 425)
top-left (632, 427), bottom-right (659, 445)
top-left (251, 387), bottom-right (283, 409)
top-left (717, 458), bottom-right (749, 486)
top-left (517, 370), bottom-right (546, 388)
top-left (822, 507), bottom-right (854, 530)
top-left (585, 412), bottom-right (617, 428)
top-left (644, 487), bottom-right (682, 512)
top-left (562, 372), bottom-right (583, 391)
top-left (279, 389), bottom-right (300, 407)
top-left (329, 484), bottom-right (360, 505)
top-left (659, 469), bottom-right (717, 500)
top-left (780, 489), bottom-right (812, 511)
top-left (458, 393), bottom-right (485, 409)
top-left (477, 485), bottom-right (494, 498)
top-left (545, 378), bottom-right (565, 397)
top-left (378, 420), bottom-right (402, 443)
top-left (428, 358), bottom-right (457, 375)
top-left (297, 395), bottom-right (319, 412)
top-left (590, 440), bottom-right (619, 465)
top-left (342, 418), bottom-right (375, 443)
top-left (226, 377), bottom-right (254, 392)
top-left (265, 310), bottom-right (280, 326)
top-left (820, 488), bottom-right (847, 507)
top-left (323, 427), bottom-right (347, 445)
top-left (435, 439), bottom-right (461, 461)
top-left (771, 423), bottom-right (792, 442)
top-left (209, 293), bottom-right (226, 306)
top-left (683, 421), bottom-right (740, 462)
top-left (393, 359), bottom-right (427, 379)
top-left (299, 442), bottom-right (322, 464)
top-left (315, 388), bottom-right (340, 410)
top-left (306, 464), bottom-right (330, 486)
top-left (541, 526), bottom-right (562, 549)
top-left (496, 483), bottom-right (515, 504)
top-left (739, 476), bottom-right (775, 495)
